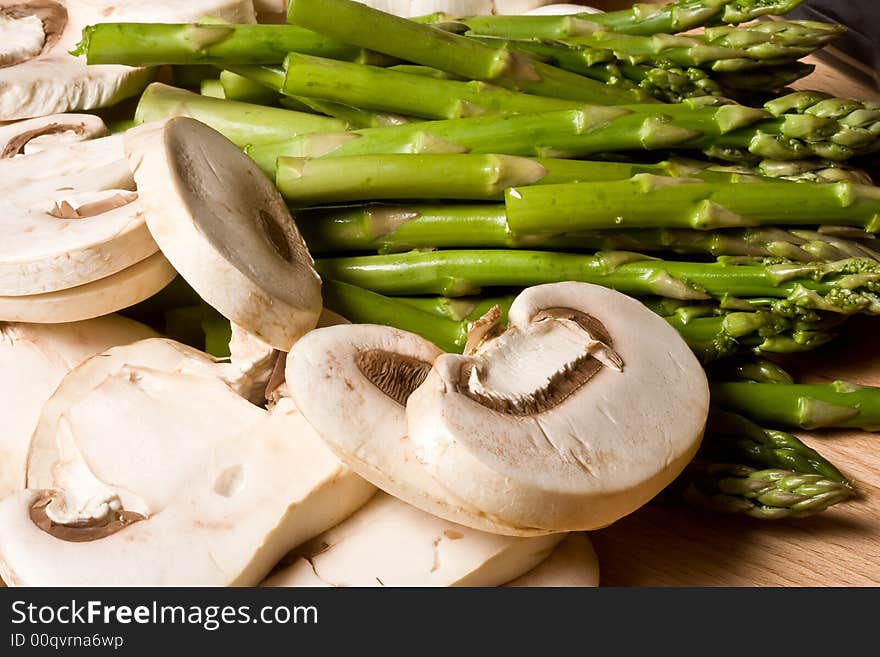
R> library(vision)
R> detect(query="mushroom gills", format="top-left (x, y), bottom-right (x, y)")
top-left (262, 492), bottom-right (565, 587)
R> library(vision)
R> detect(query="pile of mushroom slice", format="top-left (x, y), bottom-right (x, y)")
top-left (288, 282), bottom-right (710, 537)
top-left (0, 0), bottom-right (257, 121)
top-left (0, 337), bottom-right (376, 586)
top-left (0, 115), bottom-right (179, 322)
top-left (262, 492), bottom-right (569, 587)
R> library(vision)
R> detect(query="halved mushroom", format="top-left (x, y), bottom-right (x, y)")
top-left (0, 0), bottom-right (257, 120)
top-left (261, 492), bottom-right (564, 587)
top-left (125, 117), bottom-right (323, 350)
top-left (405, 282), bottom-right (709, 534)
top-left (0, 251), bottom-right (177, 323)
top-left (290, 283), bottom-right (709, 536)
top-left (0, 133), bottom-right (160, 297)
top-left (0, 315), bottom-right (156, 501)
top-left (504, 532), bottom-right (600, 587)
top-left (0, 339), bottom-right (375, 585)
top-left (0, 113), bottom-right (106, 157)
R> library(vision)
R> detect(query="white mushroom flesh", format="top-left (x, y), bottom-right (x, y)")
top-left (0, 340), bottom-right (375, 585)
top-left (0, 251), bottom-right (177, 323)
top-left (504, 532), bottom-right (600, 587)
top-left (0, 13), bottom-right (45, 67)
top-left (262, 492), bottom-right (564, 587)
top-left (0, 316), bottom-right (156, 500)
top-left (0, 133), bottom-right (160, 296)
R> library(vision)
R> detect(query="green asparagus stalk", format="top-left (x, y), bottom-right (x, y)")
top-left (219, 70), bottom-right (279, 105)
top-left (277, 154), bottom-right (550, 205)
top-left (72, 21), bottom-right (397, 66)
top-left (200, 78), bottom-right (225, 99)
top-left (708, 356), bottom-right (796, 384)
top-left (711, 380), bottom-right (880, 430)
top-left (321, 280), bottom-right (470, 353)
top-left (285, 0), bottom-right (650, 105)
top-left (552, 21), bottom-right (843, 73)
top-left (322, 279), bottom-right (837, 363)
top-left (704, 409), bottom-right (849, 481)
top-left (134, 82), bottom-right (347, 146)
top-left (428, 1), bottom-right (809, 38)
top-left (246, 97), bottom-right (879, 175)
top-left (227, 65), bottom-right (415, 129)
top-left (281, 53), bottom-right (584, 120)
top-left (503, 175), bottom-right (880, 236)
top-left (314, 249), bottom-right (880, 315)
top-left (297, 203), bottom-right (880, 263)
top-left (679, 463), bottom-right (854, 519)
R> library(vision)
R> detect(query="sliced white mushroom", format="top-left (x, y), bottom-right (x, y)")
top-left (291, 283), bottom-right (709, 537)
top-left (0, 341), bottom-right (375, 585)
top-left (225, 323), bottom-right (279, 405)
top-left (262, 492), bottom-right (564, 587)
top-left (0, 112), bottom-right (106, 157)
top-left (0, 133), bottom-right (161, 297)
top-left (0, 251), bottom-right (177, 323)
top-left (504, 532), bottom-right (600, 587)
top-left (125, 118), bottom-right (322, 350)
top-left (0, 0), bottom-right (257, 121)
top-left (0, 315), bottom-right (156, 500)
top-left (403, 282), bottom-right (709, 535)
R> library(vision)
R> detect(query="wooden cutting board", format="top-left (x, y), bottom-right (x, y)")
top-left (592, 318), bottom-right (880, 586)
top-left (582, 1), bottom-right (880, 584)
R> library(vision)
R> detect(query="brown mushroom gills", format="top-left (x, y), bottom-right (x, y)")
top-left (30, 495), bottom-right (145, 543)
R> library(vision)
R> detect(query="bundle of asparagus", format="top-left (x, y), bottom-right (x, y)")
top-left (77, 0), bottom-right (880, 519)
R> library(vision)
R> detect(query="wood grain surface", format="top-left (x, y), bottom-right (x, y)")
top-left (579, 0), bottom-right (880, 587)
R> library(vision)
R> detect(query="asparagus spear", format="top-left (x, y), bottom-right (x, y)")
top-left (219, 71), bottom-right (279, 106)
top-left (711, 380), bottom-right (880, 430)
top-left (277, 154), bottom-right (551, 205)
top-left (246, 97), bottom-right (879, 175)
top-left (680, 463), bottom-right (854, 519)
top-left (227, 65), bottom-right (415, 129)
top-left (281, 53), bottom-right (583, 120)
top-left (539, 21), bottom-right (843, 73)
top-left (72, 22), bottom-right (397, 66)
top-left (426, 1), bottom-right (809, 39)
top-left (708, 356), bottom-right (796, 384)
top-left (313, 249), bottom-right (880, 315)
top-left (503, 175), bottom-right (880, 236)
top-left (705, 409), bottom-right (849, 481)
top-left (285, 0), bottom-right (650, 105)
top-left (134, 82), bottom-right (347, 146)
top-left (295, 200), bottom-right (880, 263)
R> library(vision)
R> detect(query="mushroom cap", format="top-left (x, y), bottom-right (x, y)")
top-left (0, 133), bottom-right (159, 296)
top-left (0, 0), bottom-right (257, 120)
top-left (2, 338), bottom-right (374, 585)
top-left (125, 118), bottom-right (322, 350)
top-left (504, 532), bottom-right (600, 587)
top-left (0, 315), bottom-right (156, 499)
top-left (0, 251), bottom-right (177, 323)
top-left (262, 492), bottom-right (564, 587)
top-left (405, 282), bottom-right (709, 534)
